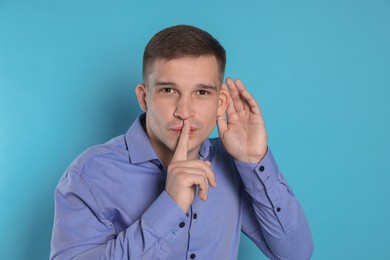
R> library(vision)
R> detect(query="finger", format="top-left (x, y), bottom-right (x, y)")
top-left (240, 88), bottom-right (262, 115)
top-left (180, 172), bottom-right (209, 201)
top-left (225, 90), bottom-right (236, 116)
top-left (171, 120), bottom-right (190, 162)
top-left (234, 79), bottom-right (250, 111)
top-left (173, 161), bottom-right (217, 187)
top-left (198, 161), bottom-right (217, 199)
top-left (196, 175), bottom-right (209, 201)
top-left (234, 79), bottom-right (261, 114)
top-left (216, 114), bottom-right (228, 139)
top-left (199, 161), bottom-right (217, 188)
top-left (204, 161), bottom-right (217, 187)
top-left (226, 77), bottom-right (245, 112)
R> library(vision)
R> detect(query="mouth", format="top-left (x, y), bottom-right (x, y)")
top-left (171, 127), bottom-right (197, 135)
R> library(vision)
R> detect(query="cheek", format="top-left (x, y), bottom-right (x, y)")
top-left (199, 100), bottom-right (219, 116)
top-left (151, 96), bottom-right (176, 114)
top-left (199, 104), bottom-right (218, 127)
top-left (148, 102), bottom-right (174, 137)
top-left (149, 98), bottom-right (170, 117)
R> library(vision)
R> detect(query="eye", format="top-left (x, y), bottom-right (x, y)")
top-left (197, 90), bottom-right (209, 95)
top-left (162, 88), bottom-right (174, 93)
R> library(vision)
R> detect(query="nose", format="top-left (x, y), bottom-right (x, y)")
top-left (173, 95), bottom-right (194, 120)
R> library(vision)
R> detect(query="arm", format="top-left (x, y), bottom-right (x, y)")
top-left (50, 170), bottom-right (188, 260)
top-left (217, 78), bottom-right (313, 259)
top-left (237, 150), bottom-right (313, 260)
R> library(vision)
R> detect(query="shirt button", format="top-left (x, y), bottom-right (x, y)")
top-left (193, 213), bottom-right (198, 219)
top-left (190, 253), bottom-right (196, 259)
top-left (259, 166), bottom-right (265, 172)
top-left (276, 207), bottom-right (281, 212)
top-left (179, 222), bottom-right (185, 228)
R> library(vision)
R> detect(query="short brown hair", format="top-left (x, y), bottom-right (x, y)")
top-left (143, 25), bottom-right (226, 83)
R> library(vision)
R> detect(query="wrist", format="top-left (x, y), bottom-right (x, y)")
top-left (235, 147), bottom-right (268, 163)
top-left (235, 155), bottom-right (262, 164)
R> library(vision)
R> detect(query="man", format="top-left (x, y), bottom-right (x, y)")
top-left (50, 25), bottom-right (313, 259)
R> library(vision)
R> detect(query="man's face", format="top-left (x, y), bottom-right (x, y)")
top-left (136, 55), bottom-right (228, 163)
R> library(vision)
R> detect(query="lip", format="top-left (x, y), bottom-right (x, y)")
top-left (171, 126), bottom-right (197, 135)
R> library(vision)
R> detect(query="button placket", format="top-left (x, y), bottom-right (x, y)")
top-left (186, 205), bottom-right (200, 260)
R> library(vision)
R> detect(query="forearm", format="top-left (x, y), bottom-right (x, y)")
top-left (237, 149), bottom-right (313, 260)
top-left (51, 172), bottom-right (187, 259)
top-left (71, 211), bottom-right (179, 260)
top-left (71, 216), bottom-right (176, 260)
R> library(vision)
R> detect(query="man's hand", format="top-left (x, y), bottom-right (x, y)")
top-left (165, 120), bottom-right (217, 213)
top-left (217, 78), bottom-right (268, 163)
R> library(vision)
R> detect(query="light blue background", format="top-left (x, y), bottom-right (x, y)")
top-left (1, 1), bottom-right (389, 259)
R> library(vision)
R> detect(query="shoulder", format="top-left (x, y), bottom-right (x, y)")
top-left (209, 137), bottom-right (228, 154)
top-left (209, 137), bottom-right (224, 149)
top-left (208, 137), bottom-right (234, 162)
top-left (209, 137), bottom-right (222, 147)
top-left (66, 134), bottom-right (128, 177)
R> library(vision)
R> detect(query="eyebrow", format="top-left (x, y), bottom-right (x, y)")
top-left (155, 81), bottom-right (218, 90)
top-left (155, 81), bottom-right (177, 87)
top-left (197, 84), bottom-right (218, 91)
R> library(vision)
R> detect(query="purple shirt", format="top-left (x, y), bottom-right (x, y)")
top-left (50, 114), bottom-right (313, 259)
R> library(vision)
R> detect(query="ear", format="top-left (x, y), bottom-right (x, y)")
top-left (135, 83), bottom-right (148, 112)
top-left (217, 85), bottom-right (229, 117)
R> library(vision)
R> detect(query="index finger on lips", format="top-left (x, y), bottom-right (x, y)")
top-left (171, 119), bottom-right (190, 162)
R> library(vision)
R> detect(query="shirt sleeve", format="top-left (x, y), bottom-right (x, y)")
top-left (50, 168), bottom-right (188, 260)
top-left (235, 148), bottom-right (314, 260)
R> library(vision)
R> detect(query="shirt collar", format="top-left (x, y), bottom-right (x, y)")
top-left (125, 113), bottom-right (213, 164)
top-left (125, 114), bottom-right (160, 164)
top-left (198, 138), bottom-right (212, 159)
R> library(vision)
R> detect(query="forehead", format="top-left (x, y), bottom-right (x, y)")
top-left (146, 56), bottom-right (222, 86)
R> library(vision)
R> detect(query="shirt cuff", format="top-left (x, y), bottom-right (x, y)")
top-left (234, 148), bottom-right (280, 191)
top-left (141, 190), bottom-right (189, 239)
